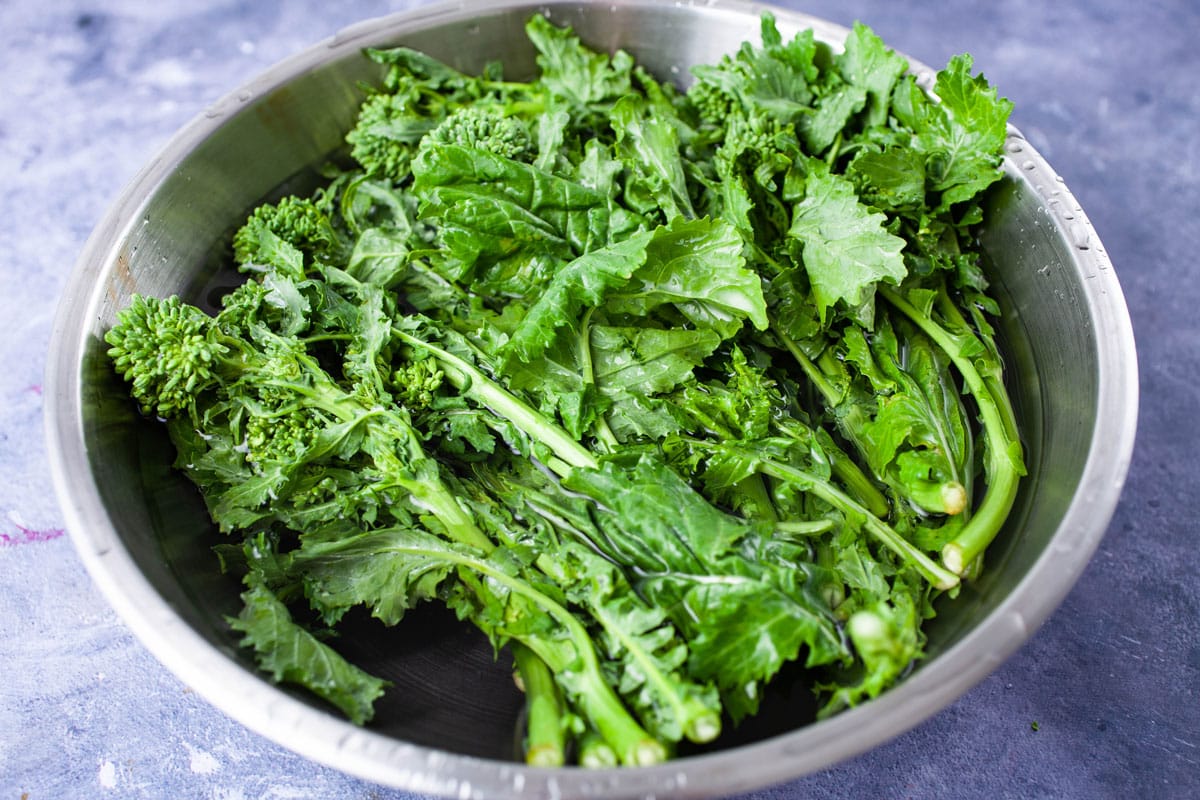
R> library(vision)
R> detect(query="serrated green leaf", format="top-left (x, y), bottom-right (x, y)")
top-left (608, 216), bottom-right (768, 337)
top-left (228, 584), bottom-right (388, 724)
top-left (788, 162), bottom-right (907, 321)
top-left (836, 22), bottom-right (909, 127)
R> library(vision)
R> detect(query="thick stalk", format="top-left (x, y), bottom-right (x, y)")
top-left (879, 285), bottom-right (1023, 575)
top-left (511, 643), bottom-right (566, 767)
top-left (771, 326), bottom-right (893, 520)
top-left (753, 456), bottom-right (960, 590)
top-left (387, 537), bottom-right (666, 766)
top-left (577, 730), bottom-right (619, 768)
top-left (393, 328), bottom-right (598, 472)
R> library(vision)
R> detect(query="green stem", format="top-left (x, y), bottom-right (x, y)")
top-left (774, 518), bottom-right (836, 536)
top-left (366, 418), bottom-right (496, 553)
top-left (736, 475), bottom-right (779, 523)
top-left (753, 456), bottom-right (959, 590)
top-left (880, 285), bottom-right (1023, 575)
top-left (577, 729), bottom-right (619, 768)
top-left (773, 324), bottom-right (839, 402)
top-left (394, 328), bottom-right (599, 472)
top-left (579, 308), bottom-right (620, 453)
top-left (511, 643), bottom-right (566, 767)
top-left (590, 598), bottom-right (721, 745)
top-left (825, 131), bottom-right (844, 168)
top-left (937, 290), bottom-right (1022, 446)
top-left (420, 542), bottom-right (665, 766)
top-left (769, 328), bottom-right (894, 519)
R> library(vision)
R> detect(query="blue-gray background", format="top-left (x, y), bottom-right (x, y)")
top-left (2, 1), bottom-right (1196, 797)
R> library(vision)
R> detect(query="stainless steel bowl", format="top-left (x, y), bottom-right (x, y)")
top-left (45, 1), bottom-right (1138, 797)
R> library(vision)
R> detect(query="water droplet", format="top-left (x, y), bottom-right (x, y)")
top-left (1069, 221), bottom-right (1091, 250)
top-left (1006, 141), bottom-right (1024, 154)
top-left (1021, 159), bottom-right (1036, 171)
top-left (237, 90), bottom-right (252, 103)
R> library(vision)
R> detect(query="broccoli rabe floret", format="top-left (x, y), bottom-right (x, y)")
top-left (717, 111), bottom-right (791, 169)
top-left (232, 195), bottom-right (338, 273)
top-left (345, 91), bottom-right (441, 182)
top-left (424, 106), bottom-right (533, 161)
top-left (686, 79), bottom-right (735, 128)
top-left (391, 357), bottom-right (445, 411)
top-left (244, 404), bottom-right (325, 465)
top-left (106, 292), bottom-right (316, 421)
top-left (105, 294), bottom-right (224, 417)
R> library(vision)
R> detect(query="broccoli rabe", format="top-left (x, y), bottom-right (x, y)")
top-left (232, 195), bottom-right (340, 275)
top-left (106, 11), bottom-right (1022, 767)
top-left (105, 294), bottom-right (219, 418)
top-left (345, 91), bottom-right (441, 182)
top-left (424, 106), bottom-right (534, 161)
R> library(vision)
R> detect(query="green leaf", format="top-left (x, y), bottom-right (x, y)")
top-left (608, 217), bottom-right (768, 337)
top-left (590, 325), bottom-right (721, 397)
top-left (848, 147), bottom-right (927, 210)
top-left (235, 219), bottom-right (306, 281)
top-left (505, 233), bottom-right (652, 363)
top-left (292, 528), bottom-right (458, 626)
top-left (345, 228), bottom-right (409, 289)
top-left (526, 14), bottom-right (634, 107)
top-left (228, 584), bottom-right (388, 725)
top-left (339, 175), bottom-right (413, 236)
top-left (603, 394), bottom-right (684, 442)
top-left (411, 143), bottom-right (610, 275)
top-left (365, 45), bottom-right (476, 88)
top-left (836, 22), bottom-right (909, 127)
top-left (788, 161), bottom-right (907, 321)
top-left (558, 543), bottom-right (722, 744)
top-left (896, 54), bottom-right (1014, 211)
top-left (817, 584), bottom-right (924, 716)
top-left (856, 318), bottom-right (971, 511)
top-left (800, 77), bottom-right (867, 154)
top-left (611, 95), bottom-right (695, 220)
top-left (562, 454), bottom-right (846, 717)
top-left (690, 15), bottom-right (819, 122)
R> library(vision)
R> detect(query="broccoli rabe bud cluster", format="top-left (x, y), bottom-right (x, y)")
top-left (346, 92), bottom-right (422, 182)
top-left (105, 294), bottom-right (223, 417)
top-left (425, 106), bottom-right (534, 161)
top-left (717, 111), bottom-right (790, 170)
top-left (686, 79), bottom-right (735, 127)
top-left (233, 195), bottom-right (338, 269)
top-left (391, 358), bottom-right (445, 411)
top-left (244, 406), bottom-right (323, 465)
